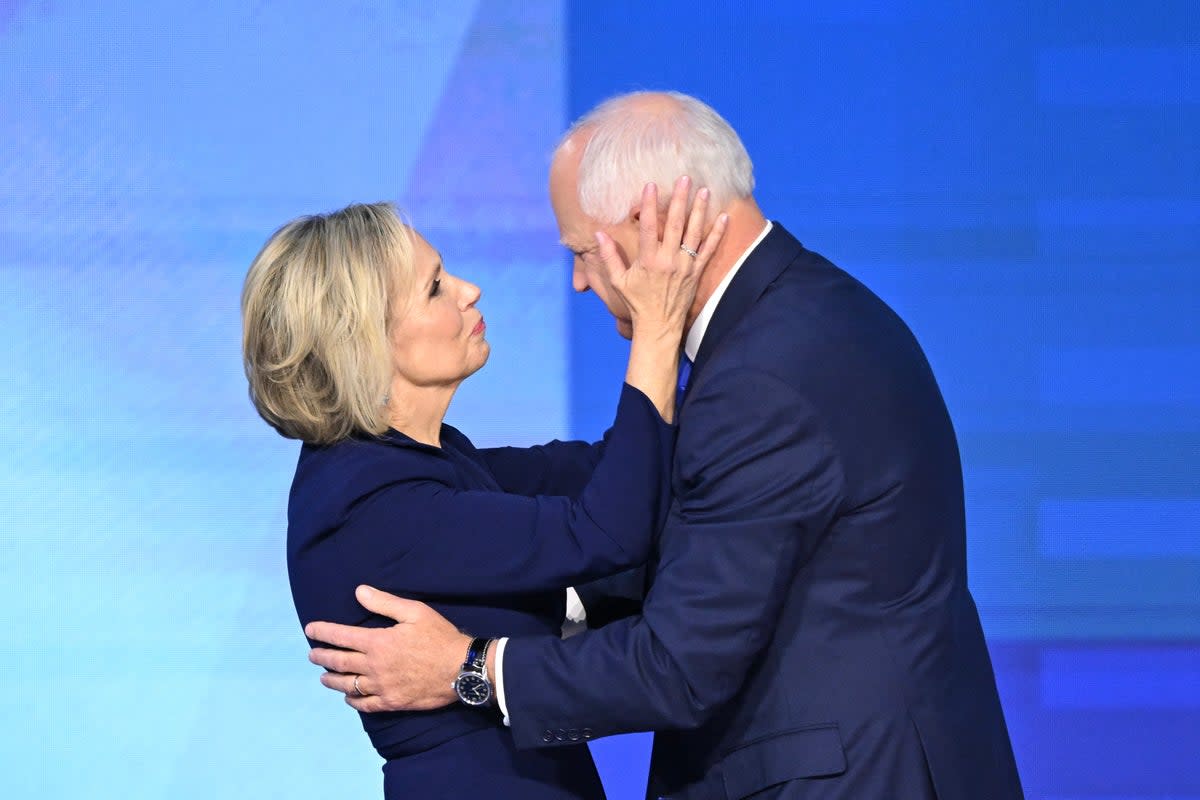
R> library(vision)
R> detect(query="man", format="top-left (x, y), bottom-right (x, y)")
top-left (307, 91), bottom-right (1024, 799)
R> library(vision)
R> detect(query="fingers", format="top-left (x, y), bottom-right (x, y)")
top-left (304, 620), bottom-right (373, 652)
top-left (319, 669), bottom-right (360, 695)
top-left (681, 187), bottom-right (711, 256)
top-left (308, 646), bottom-right (367, 675)
top-left (320, 669), bottom-right (380, 706)
top-left (637, 181), bottom-right (659, 261)
top-left (346, 693), bottom-right (381, 713)
top-left (354, 585), bottom-right (422, 621)
top-left (660, 175), bottom-right (691, 252)
top-left (594, 230), bottom-right (628, 292)
top-left (694, 212), bottom-right (730, 267)
top-left (638, 175), bottom-right (712, 271)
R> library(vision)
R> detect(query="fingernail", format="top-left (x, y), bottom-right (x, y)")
top-left (679, 175), bottom-right (691, 187)
top-left (357, 585), bottom-right (373, 598)
top-left (698, 187), bottom-right (710, 200)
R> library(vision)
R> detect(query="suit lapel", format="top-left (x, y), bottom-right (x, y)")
top-left (647, 226), bottom-right (805, 599)
top-left (690, 223), bottom-right (805, 385)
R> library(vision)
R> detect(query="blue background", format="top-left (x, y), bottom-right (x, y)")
top-left (2, 1), bottom-right (1196, 797)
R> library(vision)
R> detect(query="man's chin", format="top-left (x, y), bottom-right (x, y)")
top-left (616, 318), bottom-right (633, 340)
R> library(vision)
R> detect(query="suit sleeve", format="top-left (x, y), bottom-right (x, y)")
top-left (502, 368), bottom-right (845, 745)
top-left (572, 566), bottom-right (647, 628)
top-left (345, 383), bottom-right (673, 597)
top-left (478, 437), bottom-right (607, 499)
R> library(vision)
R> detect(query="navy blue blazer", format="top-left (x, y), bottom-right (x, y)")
top-left (504, 225), bottom-right (1024, 800)
top-left (287, 384), bottom-right (674, 796)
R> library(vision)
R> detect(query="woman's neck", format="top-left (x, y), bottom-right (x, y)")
top-left (386, 382), bottom-right (457, 447)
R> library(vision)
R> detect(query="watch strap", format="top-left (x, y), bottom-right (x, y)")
top-left (465, 637), bottom-right (491, 673)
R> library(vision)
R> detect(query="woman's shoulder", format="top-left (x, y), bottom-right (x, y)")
top-left (439, 422), bottom-right (479, 455)
top-left (293, 433), bottom-right (456, 495)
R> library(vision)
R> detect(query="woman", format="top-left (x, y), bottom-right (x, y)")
top-left (241, 181), bottom-right (726, 798)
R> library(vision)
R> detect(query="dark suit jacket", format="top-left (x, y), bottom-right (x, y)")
top-left (504, 225), bottom-right (1024, 800)
top-left (287, 384), bottom-right (674, 798)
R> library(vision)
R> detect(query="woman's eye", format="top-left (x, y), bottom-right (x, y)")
top-left (430, 279), bottom-right (441, 298)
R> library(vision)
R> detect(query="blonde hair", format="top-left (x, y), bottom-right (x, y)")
top-left (241, 202), bottom-right (415, 445)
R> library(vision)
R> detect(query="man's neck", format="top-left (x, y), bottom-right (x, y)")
top-left (687, 196), bottom-right (768, 330)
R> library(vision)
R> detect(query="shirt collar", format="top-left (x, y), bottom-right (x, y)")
top-left (683, 221), bottom-right (773, 361)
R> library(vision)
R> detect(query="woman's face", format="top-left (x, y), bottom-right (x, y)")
top-left (389, 230), bottom-right (489, 391)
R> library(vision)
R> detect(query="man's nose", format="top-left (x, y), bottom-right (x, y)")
top-left (571, 260), bottom-right (590, 293)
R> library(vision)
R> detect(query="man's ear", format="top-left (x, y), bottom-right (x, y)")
top-left (628, 204), bottom-right (666, 238)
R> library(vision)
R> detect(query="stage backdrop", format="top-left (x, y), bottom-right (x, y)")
top-left (2, 1), bottom-right (1196, 798)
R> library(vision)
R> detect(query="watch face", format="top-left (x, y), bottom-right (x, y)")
top-left (454, 672), bottom-right (491, 706)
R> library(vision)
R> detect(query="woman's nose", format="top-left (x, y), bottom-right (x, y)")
top-left (460, 279), bottom-right (481, 308)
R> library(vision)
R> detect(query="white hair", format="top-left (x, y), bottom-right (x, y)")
top-left (561, 91), bottom-right (755, 225)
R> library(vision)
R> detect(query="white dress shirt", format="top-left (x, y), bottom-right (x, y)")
top-left (494, 221), bottom-right (775, 724)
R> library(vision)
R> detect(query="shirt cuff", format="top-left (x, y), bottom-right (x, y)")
top-left (563, 587), bottom-right (588, 638)
top-left (494, 636), bottom-right (511, 726)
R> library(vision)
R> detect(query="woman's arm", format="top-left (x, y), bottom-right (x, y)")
top-left (478, 437), bottom-right (607, 498)
top-left (323, 384), bottom-right (672, 597)
top-left (295, 179), bottom-right (728, 600)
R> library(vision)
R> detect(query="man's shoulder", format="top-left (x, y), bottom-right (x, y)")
top-left (687, 242), bottom-right (934, 425)
top-left (729, 243), bottom-right (913, 360)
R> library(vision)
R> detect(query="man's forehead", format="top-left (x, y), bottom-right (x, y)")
top-left (554, 208), bottom-right (602, 250)
top-left (558, 227), bottom-right (594, 252)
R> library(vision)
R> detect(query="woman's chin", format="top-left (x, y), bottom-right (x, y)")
top-left (467, 342), bottom-right (491, 376)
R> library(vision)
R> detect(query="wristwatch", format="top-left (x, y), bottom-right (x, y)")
top-left (452, 637), bottom-right (494, 706)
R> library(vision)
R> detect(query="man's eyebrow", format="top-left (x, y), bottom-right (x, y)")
top-left (560, 238), bottom-right (592, 253)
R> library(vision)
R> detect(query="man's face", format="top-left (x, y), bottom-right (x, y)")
top-left (549, 148), bottom-right (639, 339)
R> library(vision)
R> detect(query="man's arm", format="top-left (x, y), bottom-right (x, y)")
top-left (501, 376), bottom-right (840, 743)
top-left (502, 368), bottom-right (842, 743)
top-left (570, 566), bottom-right (647, 629)
top-left (311, 368), bottom-right (842, 736)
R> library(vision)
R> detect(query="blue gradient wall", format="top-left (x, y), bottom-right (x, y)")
top-left (2, 1), bottom-right (1196, 798)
